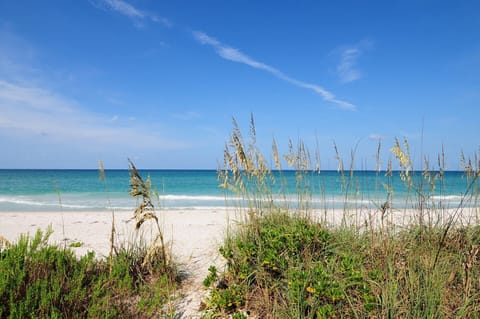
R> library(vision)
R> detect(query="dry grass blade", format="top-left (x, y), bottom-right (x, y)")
top-left (249, 113), bottom-right (256, 145)
top-left (315, 136), bottom-right (321, 174)
top-left (333, 141), bottom-right (344, 174)
top-left (272, 138), bottom-right (282, 170)
top-left (98, 160), bottom-right (116, 274)
top-left (376, 138), bottom-right (382, 173)
top-left (385, 158), bottom-right (393, 176)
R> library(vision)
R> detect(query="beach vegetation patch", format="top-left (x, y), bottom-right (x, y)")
top-left (0, 227), bottom-right (178, 318)
top-left (202, 116), bottom-right (480, 318)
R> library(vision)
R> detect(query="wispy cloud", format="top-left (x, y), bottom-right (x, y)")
top-left (0, 80), bottom-right (186, 149)
top-left (193, 31), bottom-right (355, 110)
top-left (0, 80), bottom-right (73, 113)
top-left (335, 40), bottom-right (373, 83)
top-left (96, 0), bottom-right (171, 27)
top-left (338, 48), bottom-right (362, 83)
top-left (0, 29), bottom-right (40, 82)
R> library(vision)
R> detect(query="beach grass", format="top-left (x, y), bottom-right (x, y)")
top-left (202, 117), bottom-right (480, 318)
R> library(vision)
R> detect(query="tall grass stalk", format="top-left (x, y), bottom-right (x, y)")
top-left (52, 180), bottom-right (68, 251)
top-left (98, 160), bottom-right (117, 275)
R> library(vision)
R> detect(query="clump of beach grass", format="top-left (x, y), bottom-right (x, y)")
top-left (202, 117), bottom-right (480, 318)
top-left (128, 159), bottom-right (171, 274)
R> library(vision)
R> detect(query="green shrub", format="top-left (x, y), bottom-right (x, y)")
top-left (203, 212), bottom-right (376, 318)
top-left (0, 228), bottom-right (177, 318)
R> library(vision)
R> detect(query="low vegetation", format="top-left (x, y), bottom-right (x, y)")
top-left (0, 227), bottom-right (177, 318)
top-left (203, 212), bottom-right (480, 318)
top-left (202, 116), bottom-right (480, 318)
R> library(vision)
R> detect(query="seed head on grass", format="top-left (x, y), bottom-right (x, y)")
top-left (272, 138), bottom-right (282, 171)
top-left (128, 159), bottom-right (158, 230)
top-left (391, 138), bottom-right (413, 186)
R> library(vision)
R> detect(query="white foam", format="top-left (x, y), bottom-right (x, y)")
top-left (159, 194), bottom-right (234, 201)
top-left (431, 195), bottom-right (464, 201)
top-left (0, 196), bottom-right (93, 209)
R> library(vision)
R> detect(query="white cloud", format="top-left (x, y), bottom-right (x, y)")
top-left (0, 80), bottom-right (187, 150)
top-left (103, 0), bottom-right (143, 19)
top-left (192, 31), bottom-right (355, 111)
top-left (97, 0), bottom-right (171, 27)
top-left (335, 40), bottom-right (373, 83)
top-left (338, 48), bottom-right (362, 83)
top-left (0, 80), bottom-right (74, 113)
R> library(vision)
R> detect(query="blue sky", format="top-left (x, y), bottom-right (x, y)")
top-left (0, 0), bottom-right (479, 169)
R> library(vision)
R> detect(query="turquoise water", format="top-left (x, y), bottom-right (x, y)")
top-left (0, 170), bottom-right (477, 212)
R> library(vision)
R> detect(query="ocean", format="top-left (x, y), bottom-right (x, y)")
top-left (0, 169), bottom-right (477, 212)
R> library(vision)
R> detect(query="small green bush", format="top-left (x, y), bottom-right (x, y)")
top-left (0, 228), bottom-right (177, 318)
top-left (203, 212), bottom-right (376, 318)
